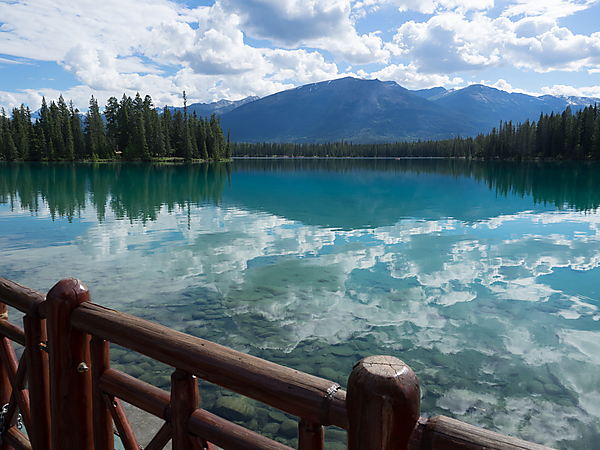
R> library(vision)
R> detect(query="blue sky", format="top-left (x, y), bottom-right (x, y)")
top-left (1, 0), bottom-right (600, 112)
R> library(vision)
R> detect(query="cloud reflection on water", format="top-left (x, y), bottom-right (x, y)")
top-left (3, 162), bottom-right (600, 448)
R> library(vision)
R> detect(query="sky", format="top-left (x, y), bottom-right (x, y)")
top-left (1, 0), bottom-right (600, 113)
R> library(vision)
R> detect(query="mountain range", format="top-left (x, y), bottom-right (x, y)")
top-left (185, 77), bottom-right (599, 144)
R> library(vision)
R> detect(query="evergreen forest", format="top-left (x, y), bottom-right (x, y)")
top-left (0, 93), bottom-right (229, 162)
top-left (232, 104), bottom-right (600, 160)
top-left (1, 93), bottom-right (599, 161)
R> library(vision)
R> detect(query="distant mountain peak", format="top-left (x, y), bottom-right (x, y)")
top-left (168, 95), bottom-right (258, 117)
top-left (220, 77), bottom-right (478, 143)
top-left (214, 77), bottom-right (600, 144)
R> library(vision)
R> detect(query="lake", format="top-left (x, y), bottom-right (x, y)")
top-left (1, 159), bottom-right (599, 449)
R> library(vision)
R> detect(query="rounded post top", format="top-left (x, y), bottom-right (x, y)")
top-left (47, 278), bottom-right (90, 306)
top-left (348, 354), bottom-right (420, 401)
top-left (347, 355), bottom-right (421, 450)
top-left (350, 355), bottom-right (420, 396)
top-left (355, 355), bottom-right (415, 379)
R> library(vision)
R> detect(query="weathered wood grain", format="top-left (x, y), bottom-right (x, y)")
top-left (347, 355), bottom-right (420, 450)
top-left (71, 302), bottom-right (348, 429)
top-left (91, 337), bottom-right (114, 450)
top-left (0, 277), bottom-right (45, 319)
top-left (46, 278), bottom-right (93, 450)
top-left (409, 415), bottom-right (555, 450)
top-left (23, 314), bottom-right (50, 450)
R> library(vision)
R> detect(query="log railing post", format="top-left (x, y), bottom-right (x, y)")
top-left (171, 368), bottom-right (206, 450)
top-left (298, 419), bottom-right (324, 450)
top-left (23, 314), bottom-right (51, 450)
top-left (347, 355), bottom-right (420, 450)
top-left (90, 336), bottom-right (113, 450)
top-left (0, 303), bottom-right (9, 403)
top-left (46, 278), bottom-right (93, 450)
top-left (0, 302), bottom-right (11, 450)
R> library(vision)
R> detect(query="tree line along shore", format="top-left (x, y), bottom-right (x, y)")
top-left (0, 92), bottom-right (229, 162)
top-left (232, 104), bottom-right (600, 160)
top-left (1, 93), bottom-right (599, 161)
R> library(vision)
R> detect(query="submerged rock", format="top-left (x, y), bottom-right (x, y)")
top-left (262, 422), bottom-right (280, 437)
top-left (278, 419), bottom-right (298, 438)
top-left (268, 410), bottom-right (287, 423)
top-left (214, 396), bottom-right (256, 422)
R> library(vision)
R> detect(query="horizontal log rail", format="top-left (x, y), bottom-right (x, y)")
top-left (0, 276), bottom-right (556, 450)
top-left (0, 277), bottom-right (50, 450)
top-left (409, 416), bottom-right (552, 450)
top-left (0, 277), bottom-right (46, 319)
top-left (70, 302), bottom-right (348, 429)
top-left (0, 319), bottom-right (26, 346)
top-left (100, 368), bottom-right (292, 450)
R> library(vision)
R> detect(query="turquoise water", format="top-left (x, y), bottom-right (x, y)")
top-left (1, 159), bottom-right (600, 448)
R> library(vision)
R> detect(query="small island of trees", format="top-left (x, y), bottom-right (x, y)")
top-left (0, 92), bottom-right (230, 162)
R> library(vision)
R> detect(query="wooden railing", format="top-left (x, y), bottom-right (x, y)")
top-left (0, 276), bottom-right (554, 450)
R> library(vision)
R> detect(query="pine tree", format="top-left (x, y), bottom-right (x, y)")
top-left (172, 110), bottom-right (186, 158)
top-left (592, 104), bottom-right (600, 159)
top-left (117, 94), bottom-right (134, 155)
top-left (10, 105), bottom-right (32, 160)
top-left (104, 96), bottom-right (120, 152)
top-left (1, 115), bottom-right (17, 160)
top-left (85, 96), bottom-right (111, 159)
top-left (182, 91), bottom-right (192, 161)
top-left (37, 97), bottom-right (52, 159)
top-left (195, 116), bottom-right (208, 160)
top-left (205, 117), bottom-right (216, 159)
top-left (162, 106), bottom-right (173, 156)
top-left (225, 128), bottom-right (231, 159)
top-left (580, 105), bottom-right (595, 157)
top-left (69, 101), bottom-right (86, 160)
top-left (30, 123), bottom-right (46, 161)
top-left (49, 101), bottom-right (65, 159)
top-left (208, 114), bottom-right (224, 159)
top-left (58, 95), bottom-right (74, 160)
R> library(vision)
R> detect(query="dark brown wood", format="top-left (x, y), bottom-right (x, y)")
top-left (0, 337), bottom-right (32, 435)
top-left (347, 355), bottom-right (420, 450)
top-left (23, 314), bottom-right (51, 450)
top-left (2, 426), bottom-right (32, 450)
top-left (101, 368), bottom-right (289, 450)
top-left (12, 350), bottom-right (31, 437)
top-left (144, 423), bottom-right (172, 450)
top-left (46, 278), bottom-right (93, 450)
top-left (0, 304), bottom-right (14, 450)
top-left (71, 303), bottom-right (348, 429)
top-left (409, 415), bottom-right (555, 450)
top-left (0, 319), bottom-right (25, 347)
top-left (3, 395), bottom-right (19, 449)
top-left (90, 337), bottom-right (113, 450)
top-left (298, 419), bottom-right (324, 450)
top-left (100, 369), bottom-right (171, 419)
top-left (0, 303), bottom-right (11, 450)
top-left (171, 369), bottom-right (203, 450)
top-left (188, 408), bottom-right (294, 450)
top-left (99, 370), bottom-right (175, 449)
top-left (0, 278), bottom-right (45, 319)
top-left (0, 277), bottom-right (561, 450)
top-left (105, 395), bottom-right (140, 450)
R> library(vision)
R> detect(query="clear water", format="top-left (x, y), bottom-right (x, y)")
top-left (1, 159), bottom-right (599, 449)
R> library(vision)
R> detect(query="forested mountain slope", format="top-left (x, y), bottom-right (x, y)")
top-left (219, 77), bottom-right (479, 143)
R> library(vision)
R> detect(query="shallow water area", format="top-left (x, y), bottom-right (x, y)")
top-left (1, 159), bottom-right (600, 448)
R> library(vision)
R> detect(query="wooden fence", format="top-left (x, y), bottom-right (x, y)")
top-left (0, 276), bottom-right (554, 450)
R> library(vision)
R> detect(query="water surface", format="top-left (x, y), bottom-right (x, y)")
top-left (1, 159), bottom-right (599, 448)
